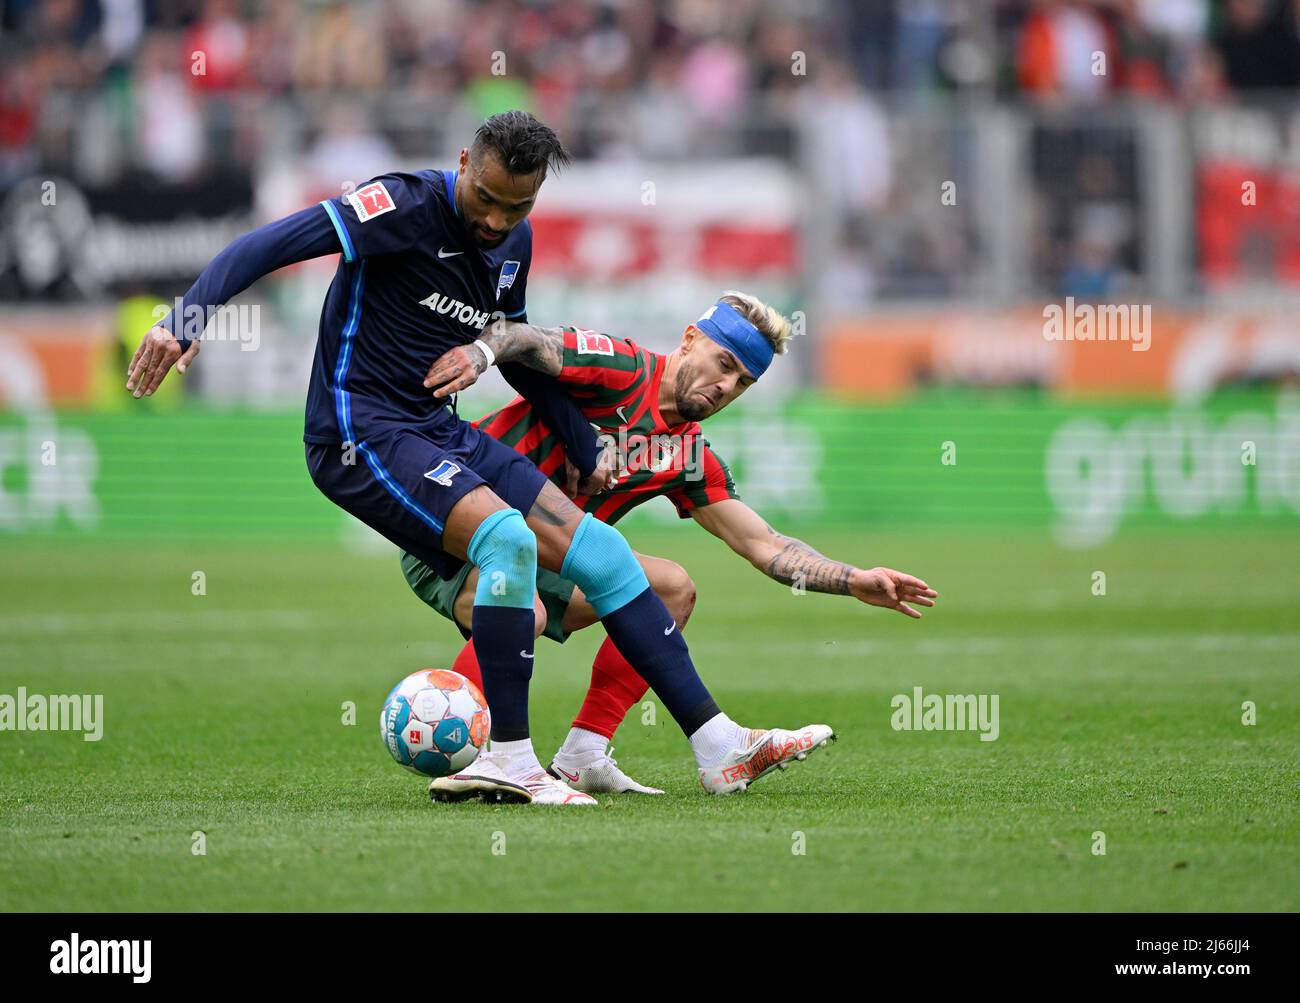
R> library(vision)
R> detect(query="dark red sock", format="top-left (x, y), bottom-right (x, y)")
top-left (451, 638), bottom-right (483, 691)
top-left (572, 635), bottom-right (650, 740)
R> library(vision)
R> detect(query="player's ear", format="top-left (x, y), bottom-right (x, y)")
top-left (459, 147), bottom-right (470, 172)
top-left (682, 325), bottom-right (698, 353)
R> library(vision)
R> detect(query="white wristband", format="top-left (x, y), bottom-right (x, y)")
top-left (471, 339), bottom-right (496, 370)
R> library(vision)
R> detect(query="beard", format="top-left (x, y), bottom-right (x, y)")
top-left (465, 218), bottom-right (507, 249)
top-left (674, 364), bottom-right (715, 421)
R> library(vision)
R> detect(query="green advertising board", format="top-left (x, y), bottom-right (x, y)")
top-left (2, 389), bottom-right (1297, 545)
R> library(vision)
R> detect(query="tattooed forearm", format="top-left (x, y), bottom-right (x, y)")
top-left (480, 321), bottom-right (565, 376)
top-left (764, 536), bottom-right (855, 594)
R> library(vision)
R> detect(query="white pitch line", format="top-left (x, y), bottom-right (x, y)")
top-left (0, 609), bottom-right (1296, 662)
top-left (0, 608), bottom-right (338, 635)
top-left (686, 633), bottom-right (1300, 659)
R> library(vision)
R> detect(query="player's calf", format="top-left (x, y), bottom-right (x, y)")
top-left (461, 507), bottom-right (538, 744)
top-left (531, 489), bottom-right (827, 791)
top-left (556, 513), bottom-right (721, 732)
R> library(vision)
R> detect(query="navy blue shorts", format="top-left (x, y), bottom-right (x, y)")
top-left (305, 409), bottom-right (550, 581)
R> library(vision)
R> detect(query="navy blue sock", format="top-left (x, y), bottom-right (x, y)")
top-left (465, 509), bottom-right (538, 743)
top-left (472, 606), bottom-right (535, 742)
top-left (559, 514), bottom-right (721, 736)
top-left (598, 587), bottom-right (720, 735)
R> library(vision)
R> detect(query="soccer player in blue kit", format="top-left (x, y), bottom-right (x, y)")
top-left (126, 111), bottom-right (833, 805)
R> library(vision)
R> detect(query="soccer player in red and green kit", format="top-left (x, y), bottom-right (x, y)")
top-left (411, 291), bottom-right (939, 796)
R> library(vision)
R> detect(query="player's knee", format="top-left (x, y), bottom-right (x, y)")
top-left (467, 509), bottom-right (537, 610)
top-left (532, 594), bottom-right (548, 639)
top-left (663, 562), bottom-right (696, 627)
top-left (648, 558), bottom-right (695, 627)
top-left (452, 584), bottom-right (475, 630)
top-left (560, 514), bottom-right (649, 617)
top-left (469, 508), bottom-right (536, 568)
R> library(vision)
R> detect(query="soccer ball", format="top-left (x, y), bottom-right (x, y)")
top-left (380, 668), bottom-right (490, 778)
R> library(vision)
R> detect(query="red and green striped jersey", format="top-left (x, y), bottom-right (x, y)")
top-left (477, 326), bottom-right (738, 525)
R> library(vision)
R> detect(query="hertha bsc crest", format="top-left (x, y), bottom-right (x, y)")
top-left (424, 461), bottom-right (461, 486)
top-left (496, 260), bottom-right (520, 300)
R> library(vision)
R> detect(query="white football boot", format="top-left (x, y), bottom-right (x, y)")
top-left (548, 746), bottom-right (665, 795)
top-left (516, 768), bottom-right (598, 806)
top-left (698, 724), bottom-right (836, 794)
top-left (429, 750), bottom-right (532, 804)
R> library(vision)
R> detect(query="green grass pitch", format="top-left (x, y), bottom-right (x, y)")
top-left (0, 526), bottom-right (1296, 911)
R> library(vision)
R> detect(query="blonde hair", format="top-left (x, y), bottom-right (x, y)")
top-left (718, 290), bottom-right (793, 356)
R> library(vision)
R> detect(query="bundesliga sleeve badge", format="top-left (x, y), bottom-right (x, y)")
top-left (346, 181), bottom-right (397, 222)
top-left (576, 330), bottom-right (615, 356)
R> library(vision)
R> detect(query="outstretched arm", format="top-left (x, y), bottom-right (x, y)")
top-left (690, 498), bottom-right (938, 618)
top-left (127, 204), bottom-right (344, 397)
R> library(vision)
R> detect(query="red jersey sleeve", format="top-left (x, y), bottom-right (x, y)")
top-left (556, 327), bottom-right (643, 390)
top-left (668, 439), bottom-right (739, 518)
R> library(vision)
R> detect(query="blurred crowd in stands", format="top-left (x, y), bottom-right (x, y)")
top-left (4, 0), bottom-right (1298, 175)
top-left (2, 0), bottom-right (1297, 304)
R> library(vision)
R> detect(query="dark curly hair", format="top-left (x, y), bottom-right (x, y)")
top-left (471, 110), bottom-right (571, 177)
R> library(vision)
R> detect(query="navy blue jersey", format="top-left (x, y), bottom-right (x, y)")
top-left (157, 167), bottom-right (598, 473)
top-left (306, 169), bottom-right (530, 445)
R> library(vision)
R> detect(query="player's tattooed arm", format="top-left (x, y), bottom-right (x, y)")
top-left (690, 498), bottom-right (939, 618)
top-left (764, 534), bottom-right (855, 594)
top-left (478, 319), bottom-right (565, 377)
top-left (692, 499), bottom-right (853, 591)
top-left (422, 320), bottom-right (565, 398)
